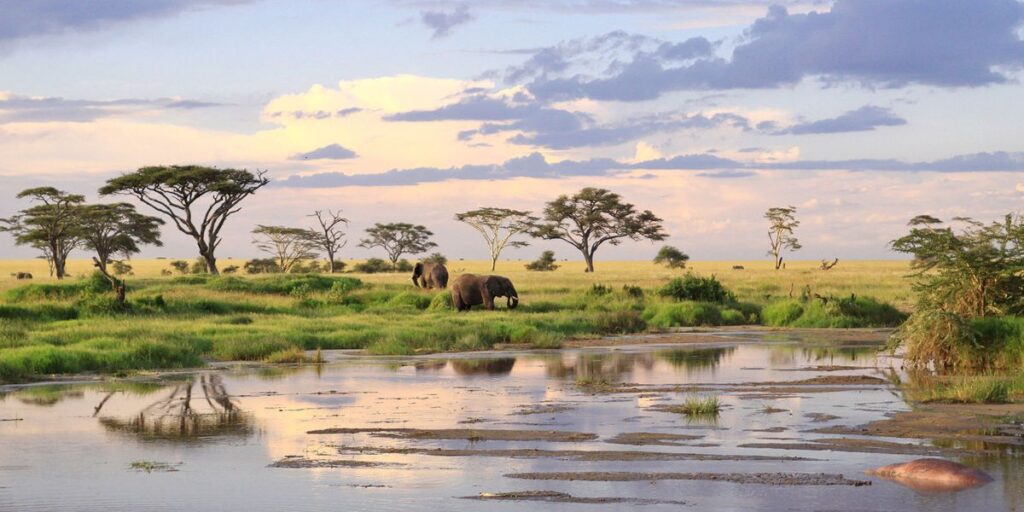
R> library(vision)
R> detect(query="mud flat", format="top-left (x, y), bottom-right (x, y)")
top-left (814, 402), bottom-right (1024, 449)
top-left (738, 437), bottom-right (971, 456)
top-left (269, 457), bottom-right (402, 469)
top-left (307, 427), bottom-right (598, 442)
top-left (504, 471), bottom-right (872, 486)
top-left (464, 490), bottom-right (690, 505)
top-left (334, 445), bottom-right (814, 462)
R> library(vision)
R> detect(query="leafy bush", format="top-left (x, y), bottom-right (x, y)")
top-left (429, 292), bottom-right (453, 310)
top-left (111, 261), bottom-right (133, 276)
top-left (423, 252), bottom-right (448, 265)
top-left (587, 283), bottom-right (613, 296)
top-left (764, 296), bottom-right (905, 328)
top-left (525, 250), bottom-right (559, 271)
top-left (658, 273), bottom-right (735, 303)
top-left (387, 292), bottom-right (432, 310)
top-left (654, 245), bottom-right (690, 269)
top-left (622, 285), bottom-right (644, 299)
top-left (168, 260), bottom-right (189, 274)
top-left (222, 265), bottom-right (240, 274)
top-left (244, 258), bottom-right (280, 274)
top-left (644, 302), bottom-right (723, 328)
top-left (353, 258), bottom-right (392, 273)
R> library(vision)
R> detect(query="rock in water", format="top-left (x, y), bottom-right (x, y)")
top-left (866, 458), bottom-right (993, 492)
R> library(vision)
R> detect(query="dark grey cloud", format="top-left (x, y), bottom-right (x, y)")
top-left (0, 94), bottom-right (224, 123)
top-left (510, 0), bottom-right (1024, 103)
top-left (267, 107), bottom-right (364, 121)
top-left (276, 152), bottom-right (622, 188)
top-left (289, 143), bottom-right (358, 161)
top-left (277, 150), bottom-right (1024, 188)
top-left (392, 1), bottom-right (819, 14)
top-left (0, 0), bottom-right (252, 45)
top-left (420, 5), bottom-right (475, 38)
top-left (387, 94), bottom-right (748, 149)
top-left (775, 105), bottom-right (907, 135)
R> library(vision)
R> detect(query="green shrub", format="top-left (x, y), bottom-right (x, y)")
top-left (645, 302), bottom-right (723, 328)
top-left (595, 310), bottom-right (647, 333)
top-left (428, 292), bottom-right (453, 310)
top-left (658, 273), bottom-right (735, 303)
top-left (387, 292), bottom-right (432, 310)
top-left (353, 258), bottom-right (392, 273)
top-left (525, 251), bottom-right (559, 271)
top-left (762, 301), bottom-right (804, 326)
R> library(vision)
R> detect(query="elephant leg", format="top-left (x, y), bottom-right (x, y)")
top-left (452, 292), bottom-right (465, 312)
top-left (484, 295), bottom-right (495, 311)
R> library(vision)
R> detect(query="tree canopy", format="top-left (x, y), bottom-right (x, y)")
top-left (79, 203), bottom-right (163, 299)
top-left (765, 206), bottom-right (801, 270)
top-left (100, 165), bottom-right (268, 275)
top-left (359, 223), bottom-right (436, 269)
top-left (455, 207), bottom-right (537, 270)
top-left (0, 187), bottom-right (86, 279)
top-left (251, 225), bottom-right (319, 273)
top-left (654, 245), bottom-right (690, 269)
top-left (532, 187), bottom-right (666, 272)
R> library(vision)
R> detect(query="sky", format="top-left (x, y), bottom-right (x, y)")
top-left (2, 0), bottom-right (1024, 262)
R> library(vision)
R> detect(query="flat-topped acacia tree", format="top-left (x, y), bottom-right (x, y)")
top-left (100, 165), bottom-right (269, 275)
top-left (359, 222), bottom-right (436, 270)
top-left (0, 187), bottom-right (85, 279)
top-left (455, 207), bottom-right (537, 271)
top-left (79, 203), bottom-right (163, 302)
top-left (532, 187), bottom-right (667, 273)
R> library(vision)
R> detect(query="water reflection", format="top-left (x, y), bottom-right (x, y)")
top-left (656, 347), bottom-right (735, 372)
top-left (450, 358), bottom-right (516, 376)
top-left (95, 374), bottom-right (254, 442)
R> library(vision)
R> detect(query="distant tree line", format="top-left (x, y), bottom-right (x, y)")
top-left (2, 165), bottom-right (827, 283)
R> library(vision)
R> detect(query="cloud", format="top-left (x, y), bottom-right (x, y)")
top-left (0, 0), bottom-right (252, 45)
top-left (508, 0), bottom-right (1024, 103)
top-left (289, 143), bottom-right (358, 161)
top-left (387, 93), bottom-right (749, 149)
top-left (0, 93), bottom-right (224, 123)
top-left (420, 5), bottom-right (475, 39)
top-left (774, 105), bottom-right (907, 135)
top-left (277, 150), bottom-right (1024, 188)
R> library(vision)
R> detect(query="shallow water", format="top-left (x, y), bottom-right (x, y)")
top-left (1, 332), bottom-right (1021, 511)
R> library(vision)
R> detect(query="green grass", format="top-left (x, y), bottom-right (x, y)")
top-left (0, 265), bottom-right (909, 383)
top-left (674, 395), bottom-right (722, 418)
top-left (903, 374), bottom-right (1024, 404)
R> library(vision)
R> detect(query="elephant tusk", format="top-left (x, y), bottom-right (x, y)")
top-left (508, 296), bottom-right (519, 309)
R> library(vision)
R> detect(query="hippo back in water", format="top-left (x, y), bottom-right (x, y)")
top-left (866, 458), bottom-right (992, 492)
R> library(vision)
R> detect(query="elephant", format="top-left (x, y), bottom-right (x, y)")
top-left (412, 261), bottom-right (449, 289)
top-left (14, 272), bottom-right (32, 280)
top-left (866, 458), bottom-right (992, 492)
top-left (450, 274), bottom-right (519, 311)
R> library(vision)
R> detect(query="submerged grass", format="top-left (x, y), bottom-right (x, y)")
top-left (0, 261), bottom-right (909, 383)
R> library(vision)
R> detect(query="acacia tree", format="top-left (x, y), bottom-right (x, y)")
top-left (309, 210), bottom-right (349, 273)
top-left (359, 223), bottom-right (436, 270)
top-left (532, 188), bottom-right (667, 273)
top-left (251, 225), bottom-right (320, 273)
top-left (79, 203), bottom-right (164, 302)
top-left (765, 206), bottom-right (801, 270)
top-left (455, 207), bottom-right (537, 271)
top-left (0, 188), bottom-right (85, 279)
top-left (99, 165), bottom-right (269, 275)
top-left (654, 245), bottom-right (690, 269)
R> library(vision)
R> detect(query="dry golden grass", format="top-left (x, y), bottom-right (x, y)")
top-left (0, 258), bottom-right (913, 308)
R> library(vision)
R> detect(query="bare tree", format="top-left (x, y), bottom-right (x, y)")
top-left (765, 206), bottom-right (801, 270)
top-left (455, 207), bottom-right (537, 271)
top-left (100, 166), bottom-right (269, 274)
top-left (532, 188), bottom-right (667, 272)
top-left (251, 225), bottom-right (320, 273)
top-left (309, 210), bottom-right (349, 273)
top-left (359, 223), bottom-right (436, 269)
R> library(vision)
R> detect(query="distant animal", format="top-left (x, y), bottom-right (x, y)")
top-left (866, 458), bottom-right (992, 492)
top-left (450, 274), bottom-right (519, 311)
top-left (14, 272), bottom-right (32, 280)
top-left (731, 265), bottom-right (745, 270)
top-left (412, 261), bottom-right (449, 289)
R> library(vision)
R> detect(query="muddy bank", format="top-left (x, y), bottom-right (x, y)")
top-left (269, 457), bottom-right (401, 469)
top-left (605, 432), bottom-right (703, 446)
top-left (464, 491), bottom-right (689, 505)
top-left (335, 445), bottom-right (814, 462)
top-left (739, 437), bottom-right (972, 456)
top-left (505, 471), bottom-right (872, 486)
top-left (814, 403), bottom-right (1024, 449)
top-left (307, 427), bottom-right (598, 442)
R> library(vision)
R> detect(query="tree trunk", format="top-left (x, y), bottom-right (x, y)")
top-left (202, 252), bottom-right (219, 275)
top-left (53, 243), bottom-right (66, 279)
top-left (93, 256), bottom-right (126, 305)
top-left (327, 251), bottom-right (337, 273)
top-left (583, 251), bottom-right (595, 273)
top-left (490, 255), bottom-right (498, 271)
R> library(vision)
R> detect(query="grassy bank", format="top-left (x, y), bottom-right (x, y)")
top-left (0, 260), bottom-right (910, 383)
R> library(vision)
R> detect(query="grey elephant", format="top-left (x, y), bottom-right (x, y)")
top-left (412, 261), bottom-right (449, 289)
top-left (14, 272), bottom-right (32, 280)
top-left (450, 274), bottom-right (519, 311)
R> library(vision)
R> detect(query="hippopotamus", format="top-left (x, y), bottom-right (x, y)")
top-left (866, 458), bottom-right (992, 492)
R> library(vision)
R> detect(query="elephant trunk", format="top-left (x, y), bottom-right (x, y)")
top-left (508, 295), bottom-right (519, 309)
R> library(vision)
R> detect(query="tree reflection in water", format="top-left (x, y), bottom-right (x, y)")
top-left (449, 358), bottom-right (516, 376)
top-left (96, 374), bottom-right (253, 441)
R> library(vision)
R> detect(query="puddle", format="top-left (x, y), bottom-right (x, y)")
top-left (0, 333), bottom-right (1020, 511)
